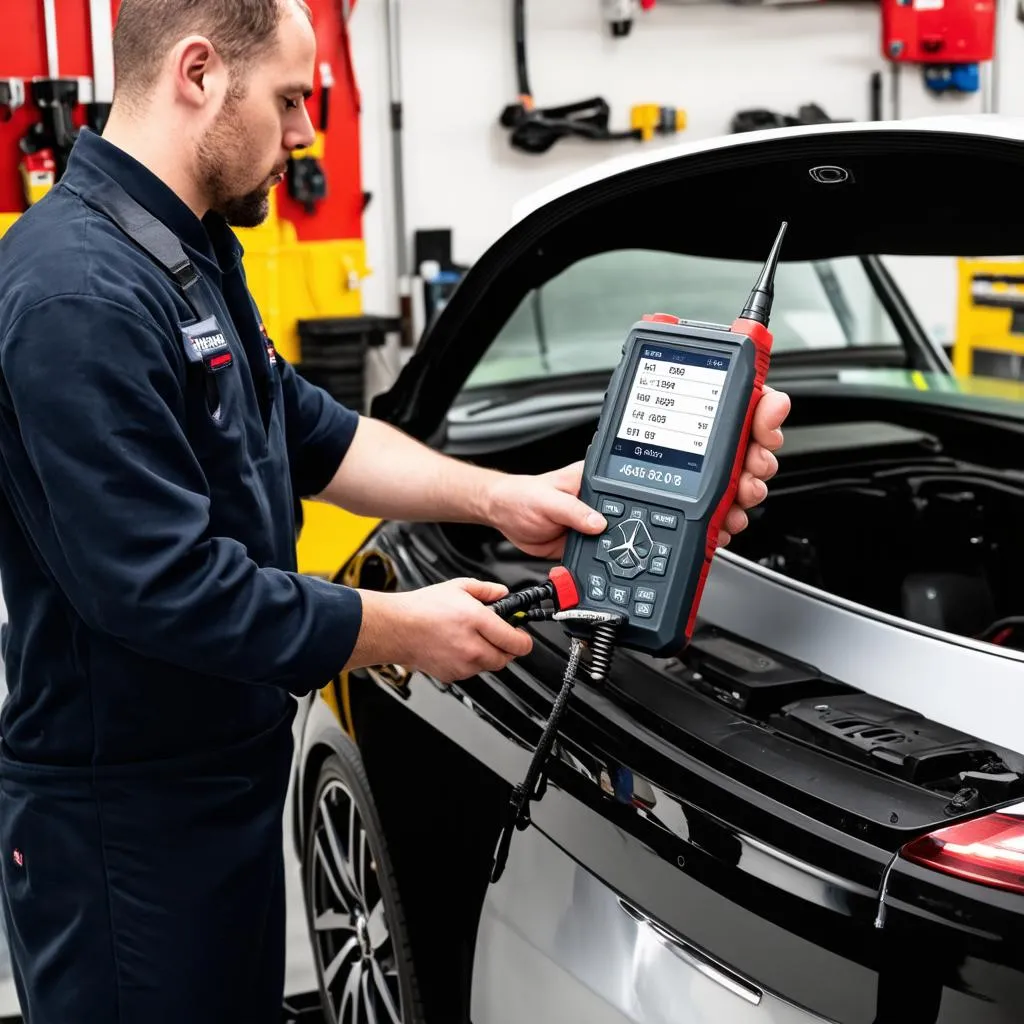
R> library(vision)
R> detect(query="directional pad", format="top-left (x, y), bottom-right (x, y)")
top-left (605, 517), bottom-right (653, 579)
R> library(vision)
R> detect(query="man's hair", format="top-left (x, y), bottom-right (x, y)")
top-left (112, 0), bottom-right (310, 103)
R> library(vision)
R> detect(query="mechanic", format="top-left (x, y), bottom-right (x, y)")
top-left (0, 1), bottom-right (790, 1022)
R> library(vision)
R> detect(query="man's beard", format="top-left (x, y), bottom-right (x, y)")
top-left (195, 98), bottom-right (283, 229)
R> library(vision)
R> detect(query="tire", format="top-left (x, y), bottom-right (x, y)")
top-left (302, 742), bottom-right (425, 1024)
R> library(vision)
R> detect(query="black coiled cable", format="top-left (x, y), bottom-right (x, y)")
top-left (489, 582), bottom-right (555, 621)
top-left (490, 615), bottom-right (622, 883)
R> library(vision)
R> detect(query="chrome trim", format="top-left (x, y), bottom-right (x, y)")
top-left (738, 834), bottom-right (877, 905)
top-left (617, 898), bottom-right (763, 1006)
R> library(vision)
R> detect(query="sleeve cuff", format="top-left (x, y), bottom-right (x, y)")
top-left (294, 576), bottom-right (364, 692)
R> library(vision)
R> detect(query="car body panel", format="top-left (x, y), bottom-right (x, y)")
top-left (506, 116), bottom-right (1024, 227)
top-left (472, 822), bottom-right (836, 1024)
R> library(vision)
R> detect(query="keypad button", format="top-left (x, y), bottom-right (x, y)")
top-left (600, 499), bottom-right (624, 518)
top-left (634, 602), bottom-right (654, 619)
top-left (616, 551), bottom-right (637, 569)
top-left (650, 557), bottom-right (668, 576)
top-left (609, 560), bottom-right (644, 580)
top-left (588, 573), bottom-right (607, 601)
top-left (597, 536), bottom-right (614, 559)
top-left (635, 587), bottom-right (657, 604)
top-left (651, 511), bottom-right (678, 530)
top-left (608, 585), bottom-right (631, 607)
top-left (627, 506), bottom-right (649, 523)
top-left (617, 518), bottom-right (652, 558)
top-left (653, 542), bottom-right (671, 559)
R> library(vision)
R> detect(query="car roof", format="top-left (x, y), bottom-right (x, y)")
top-left (510, 114), bottom-right (1024, 226)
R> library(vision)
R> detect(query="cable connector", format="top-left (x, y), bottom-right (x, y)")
top-left (488, 565), bottom-right (579, 622)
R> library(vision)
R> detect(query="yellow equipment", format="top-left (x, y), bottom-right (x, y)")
top-left (954, 257), bottom-right (1024, 384)
top-left (630, 103), bottom-right (686, 143)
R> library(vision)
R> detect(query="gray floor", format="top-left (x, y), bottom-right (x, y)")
top-left (283, 767), bottom-right (320, 998)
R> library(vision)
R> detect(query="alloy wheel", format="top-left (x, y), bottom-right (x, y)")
top-left (309, 778), bottom-right (404, 1023)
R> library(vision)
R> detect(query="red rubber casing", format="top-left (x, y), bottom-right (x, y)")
top-left (682, 317), bottom-right (773, 641)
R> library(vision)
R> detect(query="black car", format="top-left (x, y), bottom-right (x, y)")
top-left (290, 116), bottom-right (1024, 1024)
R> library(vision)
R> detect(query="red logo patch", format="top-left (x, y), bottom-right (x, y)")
top-left (13, 849), bottom-right (23, 867)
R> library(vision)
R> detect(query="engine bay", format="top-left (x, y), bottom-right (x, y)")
top-left (426, 410), bottom-right (1024, 812)
top-left (726, 419), bottom-right (1024, 651)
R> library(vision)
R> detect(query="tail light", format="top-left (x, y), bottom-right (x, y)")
top-left (901, 810), bottom-right (1024, 894)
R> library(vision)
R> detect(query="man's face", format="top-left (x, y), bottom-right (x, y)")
top-left (195, 3), bottom-right (316, 227)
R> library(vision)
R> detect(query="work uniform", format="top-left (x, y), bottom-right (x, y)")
top-left (0, 128), bottom-right (364, 1023)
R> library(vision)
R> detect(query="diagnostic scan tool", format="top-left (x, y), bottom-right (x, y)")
top-left (560, 222), bottom-right (788, 656)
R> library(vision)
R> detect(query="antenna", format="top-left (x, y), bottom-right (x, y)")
top-left (738, 221), bottom-right (789, 327)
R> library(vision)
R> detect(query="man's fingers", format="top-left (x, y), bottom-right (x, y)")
top-left (459, 578), bottom-right (509, 604)
top-left (752, 388), bottom-right (790, 452)
top-left (475, 607), bottom-right (534, 658)
top-left (723, 506), bottom-right (748, 537)
top-left (744, 443), bottom-right (779, 484)
top-left (545, 489), bottom-right (607, 535)
top-left (546, 460), bottom-right (585, 490)
top-left (735, 470), bottom-right (769, 510)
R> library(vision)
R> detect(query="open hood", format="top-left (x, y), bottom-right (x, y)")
top-left (372, 116), bottom-right (1024, 442)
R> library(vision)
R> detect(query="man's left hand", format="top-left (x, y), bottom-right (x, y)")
top-left (487, 386), bottom-right (791, 560)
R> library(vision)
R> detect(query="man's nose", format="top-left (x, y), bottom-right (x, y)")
top-left (286, 106), bottom-right (317, 152)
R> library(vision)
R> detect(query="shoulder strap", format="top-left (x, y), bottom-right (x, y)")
top-left (76, 178), bottom-right (213, 323)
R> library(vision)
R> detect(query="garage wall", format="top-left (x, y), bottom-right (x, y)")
top-left (348, 0), bottom-right (1015, 348)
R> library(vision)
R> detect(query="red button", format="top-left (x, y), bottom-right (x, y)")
top-left (642, 313), bottom-right (680, 324)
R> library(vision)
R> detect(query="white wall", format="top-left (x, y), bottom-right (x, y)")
top-left (348, 0), bottom-right (1019, 346)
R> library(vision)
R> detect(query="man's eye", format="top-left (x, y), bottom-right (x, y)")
top-left (284, 98), bottom-right (299, 110)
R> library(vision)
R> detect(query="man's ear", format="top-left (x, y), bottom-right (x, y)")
top-left (170, 35), bottom-right (225, 109)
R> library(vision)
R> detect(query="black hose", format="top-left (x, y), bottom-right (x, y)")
top-left (514, 0), bottom-right (531, 99)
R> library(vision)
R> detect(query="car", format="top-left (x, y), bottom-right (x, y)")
top-left (290, 114), bottom-right (1024, 1024)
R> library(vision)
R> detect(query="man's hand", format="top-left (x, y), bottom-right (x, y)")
top-left (485, 463), bottom-right (608, 560)
top-left (715, 385), bottom-right (790, 547)
top-left (349, 578), bottom-right (533, 683)
top-left (486, 386), bottom-right (791, 558)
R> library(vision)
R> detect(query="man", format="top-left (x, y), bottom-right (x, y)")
top-left (0, 0), bottom-right (789, 1021)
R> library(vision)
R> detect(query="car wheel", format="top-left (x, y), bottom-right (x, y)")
top-left (303, 742), bottom-right (425, 1024)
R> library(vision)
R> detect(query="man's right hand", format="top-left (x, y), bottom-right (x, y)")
top-left (348, 578), bottom-right (534, 683)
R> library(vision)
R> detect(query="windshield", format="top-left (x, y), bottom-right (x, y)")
top-left (463, 250), bottom-right (907, 389)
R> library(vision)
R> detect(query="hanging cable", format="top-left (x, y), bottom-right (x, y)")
top-left (499, 0), bottom-right (646, 155)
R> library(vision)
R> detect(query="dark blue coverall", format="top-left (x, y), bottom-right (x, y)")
top-left (0, 127), bottom-right (364, 1023)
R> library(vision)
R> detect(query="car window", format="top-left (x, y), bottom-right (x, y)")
top-left (464, 250), bottom-right (905, 388)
